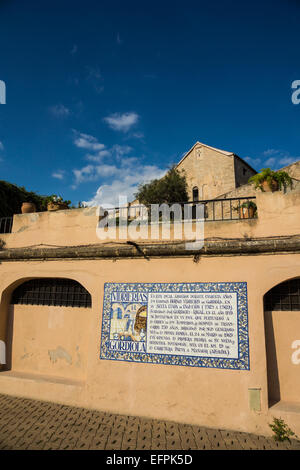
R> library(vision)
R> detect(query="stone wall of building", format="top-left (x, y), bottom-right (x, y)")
top-left (233, 155), bottom-right (256, 187)
top-left (281, 160), bottom-right (300, 181)
top-left (177, 143), bottom-right (236, 201)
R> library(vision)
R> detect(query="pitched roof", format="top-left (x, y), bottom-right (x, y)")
top-left (176, 141), bottom-right (257, 174)
top-left (176, 141), bottom-right (234, 167)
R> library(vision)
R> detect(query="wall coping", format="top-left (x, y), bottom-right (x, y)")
top-left (0, 236), bottom-right (299, 261)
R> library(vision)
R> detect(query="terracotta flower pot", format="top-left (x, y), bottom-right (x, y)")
top-left (21, 202), bottom-right (36, 214)
top-left (239, 206), bottom-right (255, 219)
top-left (47, 202), bottom-right (69, 211)
top-left (261, 179), bottom-right (278, 192)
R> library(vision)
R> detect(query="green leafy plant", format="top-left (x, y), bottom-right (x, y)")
top-left (135, 166), bottom-right (189, 205)
top-left (241, 200), bottom-right (257, 210)
top-left (248, 168), bottom-right (292, 192)
top-left (269, 417), bottom-right (296, 442)
top-left (233, 200), bottom-right (257, 216)
top-left (44, 194), bottom-right (71, 209)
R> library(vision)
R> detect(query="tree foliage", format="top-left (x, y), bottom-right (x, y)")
top-left (135, 166), bottom-right (189, 205)
top-left (0, 181), bottom-right (69, 218)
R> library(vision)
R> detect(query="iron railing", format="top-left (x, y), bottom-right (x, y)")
top-left (0, 216), bottom-right (13, 234)
top-left (103, 196), bottom-right (257, 223)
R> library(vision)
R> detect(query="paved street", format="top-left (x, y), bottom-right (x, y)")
top-left (0, 393), bottom-right (299, 450)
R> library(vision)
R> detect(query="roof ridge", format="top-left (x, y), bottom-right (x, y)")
top-left (176, 141), bottom-right (234, 167)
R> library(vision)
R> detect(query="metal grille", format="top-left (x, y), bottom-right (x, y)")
top-left (110, 196), bottom-right (257, 223)
top-left (11, 278), bottom-right (92, 308)
top-left (0, 217), bottom-right (13, 234)
top-left (264, 278), bottom-right (300, 311)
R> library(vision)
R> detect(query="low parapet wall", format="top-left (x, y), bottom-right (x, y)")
top-left (1, 189), bottom-right (300, 249)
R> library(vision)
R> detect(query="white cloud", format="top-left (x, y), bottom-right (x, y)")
top-left (81, 162), bottom-right (166, 207)
top-left (131, 132), bottom-right (144, 140)
top-left (73, 131), bottom-right (106, 152)
top-left (49, 104), bottom-right (71, 118)
top-left (103, 112), bottom-right (139, 133)
top-left (112, 144), bottom-right (132, 159)
top-left (72, 164), bottom-right (119, 186)
top-left (71, 128), bottom-right (166, 206)
top-left (52, 170), bottom-right (65, 180)
top-left (244, 156), bottom-right (261, 167)
top-left (263, 149), bottom-right (279, 157)
top-left (265, 157), bottom-right (276, 167)
top-left (86, 150), bottom-right (112, 162)
top-left (73, 131), bottom-right (134, 164)
top-left (73, 165), bottom-right (99, 185)
top-left (261, 148), bottom-right (300, 169)
top-left (86, 66), bottom-right (104, 94)
top-left (278, 156), bottom-right (299, 166)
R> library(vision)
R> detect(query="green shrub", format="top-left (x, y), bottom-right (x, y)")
top-left (248, 168), bottom-right (292, 191)
top-left (135, 166), bottom-right (188, 205)
top-left (269, 417), bottom-right (296, 442)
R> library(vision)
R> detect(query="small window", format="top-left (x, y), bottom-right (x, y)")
top-left (11, 278), bottom-right (92, 308)
top-left (243, 168), bottom-right (247, 176)
top-left (264, 278), bottom-right (300, 311)
top-left (192, 187), bottom-right (199, 202)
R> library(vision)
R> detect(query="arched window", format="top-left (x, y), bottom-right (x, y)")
top-left (192, 186), bottom-right (199, 202)
top-left (11, 278), bottom-right (91, 308)
top-left (264, 278), bottom-right (300, 311)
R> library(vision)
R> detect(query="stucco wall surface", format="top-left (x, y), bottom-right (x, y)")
top-left (0, 253), bottom-right (299, 436)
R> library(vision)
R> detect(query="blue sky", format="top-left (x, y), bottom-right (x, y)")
top-left (0, 0), bottom-right (300, 206)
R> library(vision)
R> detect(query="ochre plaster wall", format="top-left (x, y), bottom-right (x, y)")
top-left (10, 304), bottom-right (92, 381)
top-left (0, 254), bottom-right (299, 436)
top-left (265, 310), bottom-right (300, 404)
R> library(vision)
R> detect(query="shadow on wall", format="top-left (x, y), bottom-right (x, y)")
top-left (0, 280), bottom-right (20, 373)
top-left (0, 340), bottom-right (6, 365)
top-left (264, 311), bottom-right (280, 406)
top-left (4, 305), bottom-right (14, 371)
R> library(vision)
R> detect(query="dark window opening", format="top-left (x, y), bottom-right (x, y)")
top-left (11, 278), bottom-right (92, 308)
top-left (192, 186), bottom-right (199, 202)
top-left (243, 168), bottom-right (247, 176)
top-left (264, 278), bottom-right (300, 311)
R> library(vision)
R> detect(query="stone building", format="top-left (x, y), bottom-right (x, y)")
top-left (132, 141), bottom-right (300, 208)
top-left (176, 141), bottom-right (257, 201)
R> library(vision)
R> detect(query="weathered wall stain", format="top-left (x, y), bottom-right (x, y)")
top-left (75, 345), bottom-right (81, 367)
top-left (48, 346), bottom-right (72, 365)
top-left (16, 225), bottom-right (29, 233)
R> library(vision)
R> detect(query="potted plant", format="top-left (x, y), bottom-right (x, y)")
top-left (239, 200), bottom-right (257, 219)
top-left (46, 195), bottom-right (71, 211)
top-left (21, 201), bottom-right (36, 213)
top-left (248, 168), bottom-right (293, 192)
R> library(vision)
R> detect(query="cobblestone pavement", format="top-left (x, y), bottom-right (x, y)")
top-left (0, 394), bottom-right (299, 450)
